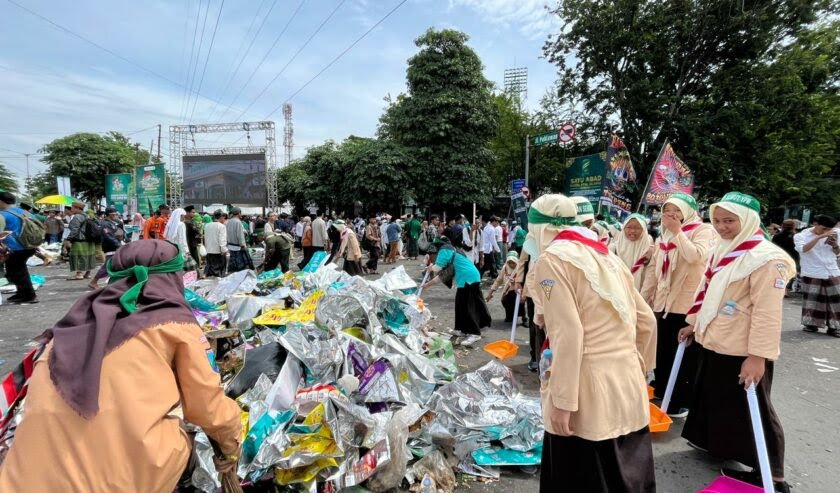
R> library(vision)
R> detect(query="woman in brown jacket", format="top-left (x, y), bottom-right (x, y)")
top-left (529, 194), bottom-right (657, 492)
top-left (335, 220), bottom-right (364, 276)
top-left (642, 192), bottom-right (717, 417)
top-left (0, 241), bottom-right (241, 492)
top-left (678, 192), bottom-right (795, 493)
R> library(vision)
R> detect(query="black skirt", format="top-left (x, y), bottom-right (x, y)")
top-left (540, 427), bottom-right (656, 492)
top-left (343, 258), bottom-right (363, 276)
top-left (652, 312), bottom-right (698, 411)
top-left (454, 282), bottom-right (491, 335)
top-left (682, 346), bottom-right (785, 478)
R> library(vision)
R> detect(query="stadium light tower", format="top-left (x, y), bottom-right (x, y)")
top-left (504, 67), bottom-right (528, 105)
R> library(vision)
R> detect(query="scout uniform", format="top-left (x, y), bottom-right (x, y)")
top-left (610, 213), bottom-right (655, 292)
top-left (681, 192), bottom-right (795, 490)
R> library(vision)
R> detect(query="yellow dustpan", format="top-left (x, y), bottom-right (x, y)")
top-left (484, 291), bottom-right (521, 359)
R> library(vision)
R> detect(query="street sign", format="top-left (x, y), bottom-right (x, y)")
top-left (533, 131), bottom-right (558, 146)
top-left (511, 178), bottom-right (526, 194)
top-left (558, 122), bottom-right (576, 143)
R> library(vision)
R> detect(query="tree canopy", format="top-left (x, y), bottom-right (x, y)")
top-left (0, 162), bottom-right (19, 194)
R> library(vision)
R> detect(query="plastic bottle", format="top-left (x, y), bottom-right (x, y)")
top-left (420, 473), bottom-right (436, 493)
top-left (539, 349), bottom-right (553, 381)
top-left (720, 300), bottom-right (737, 316)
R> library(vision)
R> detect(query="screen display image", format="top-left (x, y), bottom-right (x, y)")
top-left (182, 153), bottom-right (267, 205)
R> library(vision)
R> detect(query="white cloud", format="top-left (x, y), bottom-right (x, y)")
top-left (448, 0), bottom-right (559, 40)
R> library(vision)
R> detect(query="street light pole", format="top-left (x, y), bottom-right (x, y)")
top-left (524, 135), bottom-right (530, 188)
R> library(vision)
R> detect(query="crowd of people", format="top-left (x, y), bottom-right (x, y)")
top-left (1, 188), bottom-right (838, 493)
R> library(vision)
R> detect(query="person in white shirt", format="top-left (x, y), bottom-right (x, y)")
top-left (494, 221), bottom-right (506, 270)
top-left (203, 211), bottom-right (228, 277)
top-left (312, 212), bottom-right (328, 251)
top-left (481, 216), bottom-right (501, 279)
top-left (794, 214), bottom-right (840, 336)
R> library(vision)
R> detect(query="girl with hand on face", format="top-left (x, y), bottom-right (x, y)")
top-left (678, 192), bottom-right (795, 493)
top-left (642, 192), bottom-right (717, 418)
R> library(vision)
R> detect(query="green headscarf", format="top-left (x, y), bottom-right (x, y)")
top-left (106, 250), bottom-right (185, 313)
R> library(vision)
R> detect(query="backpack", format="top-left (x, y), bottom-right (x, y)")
top-left (84, 218), bottom-right (102, 243)
top-left (6, 210), bottom-right (46, 249)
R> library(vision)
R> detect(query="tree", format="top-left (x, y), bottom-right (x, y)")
top-left (0, 162), bottom-right (19, 193)
top-left (39, 132), bottom-right (151, 204)
top-left (276, 161), bottom-right (313, 216)
top-left (344, 138), bottom-right (410, 214)
top-left (380, 28), bottom-right (498, 211)
top-left (25, 172), bottom-right (56, 198)
top-left (543, 0), bottom-right (833, 205)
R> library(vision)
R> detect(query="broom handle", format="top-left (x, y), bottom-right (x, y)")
top-left (509, 291), bottom-right (521, 343)
top-left (660, 340), bottom-right (686, 414)
top-left (416, 270), bottom-right (430, 299)
top-left (746, 383), bottom-right (774, 493)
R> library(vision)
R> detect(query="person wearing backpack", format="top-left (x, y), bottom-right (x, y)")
top-left (88, 207), bottom-right (124, 290)
top-left (0, 192), bottom-right (42, 303)
top-left (64, 201), bottom-right (98, 281)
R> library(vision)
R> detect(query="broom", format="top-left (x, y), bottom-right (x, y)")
top-left (209, 438), bottom-right (244, 493)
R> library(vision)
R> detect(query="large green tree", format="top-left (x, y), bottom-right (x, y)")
top-left (0, 162), bottom-right (19, 193)
top-left (543, 0), bottom-right (833, 207)
top-left (344, 137), bottom-right (410, 214)
top-left (39, 132), bottom-right (151, 204)
top-left (276, 161), bottom-right (313, 216)
top-left (380, 28), bottom-right (498, 211)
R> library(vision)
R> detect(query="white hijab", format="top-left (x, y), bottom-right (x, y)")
top-left (611, 214), bottom-right (653, 290)
top-left (655, 194), bottom-right (704, 289)
top-left (164, 208), bottom-right (186, 243)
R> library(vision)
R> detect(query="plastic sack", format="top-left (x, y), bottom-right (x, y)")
top-left (406, 450), bottom-right (457, 492)
top-left (371, 265), bottom-right (417, 292)
top-left (207, 269), bottom-right (258, 304)
top-left (225, 342), bottom-right (288, 399)
top-left (185, 288), bottom-right (220, 312)
top-left (365, 408), bottom-right (412, 492)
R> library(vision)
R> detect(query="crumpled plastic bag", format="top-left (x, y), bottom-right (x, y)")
top-left (207, 270), bottom-right (258, 303)
top-left (406, 450), bottom-right (457, 492)
top-left (277, 323), bottom-right (343, 383)
top-left (225, 342), bottom-right (288, 399)
top-left (371, 265), bottom-right (417, 292)
top-left (365, 407), bottom-right (413, 491)
top-left (226, 294), bottom-right (275, 331)
top-left (191, 432), bottom-right (221, 493)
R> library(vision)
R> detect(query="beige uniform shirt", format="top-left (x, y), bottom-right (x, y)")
top-left (642, 224), bottom-right (716, 314)
top-left (534, 253), bottom-right (657, 441)
top-left (338, 231), bottom-right (363, 262)
top-left (687, 262), bottom-right (787, 360)
top-left (0, 322), bottom-right (242, 493)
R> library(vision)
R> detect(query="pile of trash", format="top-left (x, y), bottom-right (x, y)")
top-left (183, 258), bottom-right (544, 492)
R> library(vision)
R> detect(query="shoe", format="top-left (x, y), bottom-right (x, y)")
top-left (5, 293), bottom-right (23, 302)
top-left (528, 361), bottom-right (538, 372)
top-left (827, 328), bottom-right (840, 338)
top-left (802, 325), bottom-right (819, 333)
top-left (667, 408), bottom-right (689, 418)
top-left (721, 468), bottom-right (760, 486)
top-left (450, 330), bottom-right (465, 338)
top-left (10, 297), bottom-right (38, 304)
top-left (520, 318), bottom-right (529, 327)
top-left (775, 480), bottom-right (792, 493)
top-left (459, 334), bottom-right (482, 347)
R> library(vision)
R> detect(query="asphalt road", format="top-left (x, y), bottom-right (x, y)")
top-left (0, 258), bottom-right (837, 492)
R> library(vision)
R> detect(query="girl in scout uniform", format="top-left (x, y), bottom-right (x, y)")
top-left (611, 214), bottom-right (655, 293)
top-left (678, 192), bottom-right (795, 493)
top-left (642, 192), bottom-right (717, 417)
top-left (528, 194), bottom-right (657, 492)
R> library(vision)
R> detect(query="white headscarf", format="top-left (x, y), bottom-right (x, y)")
top-left (611, 214), bottom-right (653, 290)
top-left (693, 193), bottom-right (795, 334)
top-left (655, 193), bottom-right (704, 289)
top-left (164, 208), bottom-right (186, 243)
top-left (571, 196), bottom-right (595, 224)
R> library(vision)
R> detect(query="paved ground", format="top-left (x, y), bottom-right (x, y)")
top-left (1, 257), bottom-right (837, 492)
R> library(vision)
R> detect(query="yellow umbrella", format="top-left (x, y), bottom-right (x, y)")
top-left (35, 194), bottom-right (78, 206)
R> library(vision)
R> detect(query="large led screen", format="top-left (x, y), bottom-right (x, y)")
top-left (182, 153), bottom-right (266, 205)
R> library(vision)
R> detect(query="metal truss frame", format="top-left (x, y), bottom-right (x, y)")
top-left (168, 121), bottom-right (277, 209)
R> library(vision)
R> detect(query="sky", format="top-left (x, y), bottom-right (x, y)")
top-left (0, 0), bottom-right (562, 192)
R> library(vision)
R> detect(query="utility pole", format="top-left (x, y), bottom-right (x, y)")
top-left (24, 153), bottom-right (30, 181)
top-left (157, 124), bottom-right (162, 161)
top-left (524, 135), bottom-right (530, 188)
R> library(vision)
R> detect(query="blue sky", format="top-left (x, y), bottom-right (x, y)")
top-left (0, 0), bottom-right (561, 191)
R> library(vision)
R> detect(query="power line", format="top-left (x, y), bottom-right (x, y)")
top-left (205, 0), bottom-right (278, 123)
top-left (188, 0), bottom-right (226, 124)
top-left (226, 0), bottom-right (347, 125)
top-left (177, 0), bottom-right (204, 123)
top-left (0, 126), bottom-right (158, 136)
top-left (4, 0), bottom-right (244, 118)
top-left (181, 0), bottom-right (212, 123)
top-left (210, 0), bottom-right (309, 125)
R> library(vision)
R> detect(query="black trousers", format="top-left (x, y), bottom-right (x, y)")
top-left (527, 298), bottom-right (545, 363)
top-left (265, 248), bottom-right (291, 273)
top-left (365, 244), bottom-right (380, 271)
top-left (204, 253), bottom-right (226, 277)
top-left (480, 251), bottom-right (499, 279)
top-left (501, 290), bottom-right (526, 323)
top-left (5, 249), bottom-right (36, 299)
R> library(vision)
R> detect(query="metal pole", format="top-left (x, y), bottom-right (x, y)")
top-left (524, 135), bottom-right (530, 187)
top-left (157, 124), bottom-right (162, 161)
top-left (24, 153), bottom-right (30, 181)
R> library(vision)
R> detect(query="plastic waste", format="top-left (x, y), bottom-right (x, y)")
top-left (225, 342), bottom-right (288, 399)
top-left (420, 473), bottom-right (436, 493)
top-left (539, 349), bottom-right (553, 381)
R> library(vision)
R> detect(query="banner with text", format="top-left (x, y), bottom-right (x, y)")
top-left (105, 173), bottom-right (132, 215)
top-left (135, 164), bottom-right (166, 216)
top-left (642, 143), bottom-right (694, 205)
top-left (564, 152), bottom-right (607, 212)
top-left (600, 134), bottom-right (637, 219)
top-left (511, 178), bottom-right (529, 229)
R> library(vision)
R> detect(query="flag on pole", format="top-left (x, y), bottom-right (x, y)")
top-left (600, 134), bottom-right (636, 219)
top-left (642, 143), bottom-right (694, 205)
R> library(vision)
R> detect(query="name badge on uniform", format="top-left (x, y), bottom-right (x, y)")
top-left (774, 278), bottom-right (787, 289)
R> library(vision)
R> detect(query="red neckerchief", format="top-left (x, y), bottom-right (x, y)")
top-left (552, 230), bottom-right (609, 255)
top-left (659, 221), bottom-right (702, 275)
top-left (630, 254), bottom-right (649, 274)
top-left (686, 229), bottom-right (765, 315)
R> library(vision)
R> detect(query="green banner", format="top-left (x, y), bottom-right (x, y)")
top-left (105, 173), bottom-right (132, 214)
top-left (135, 164), bottom-right (166, 216)
top-left (564, 152), bottom-right (607, 211)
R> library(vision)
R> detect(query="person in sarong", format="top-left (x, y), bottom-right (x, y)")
top-left (64, 201), bottom-right (97, 280)
top-left (794, 214), bottom-right (840, 336)
top-left (226, 207), bottom-right (253, 273)
top-left (422, 238), bottom-right (490, 347)
top-left (527, 194), bottom-right (657, 493)
top-left (335, 220), bottom-right (364, 276)
top-left (642, 192), bottom-right (717, 418)
top-left (678, 192), bottom-right (795, 493)
top-left (610, 213), bottom-right (655, 293)
top-left (0, 241), bottom-right (241, 492)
